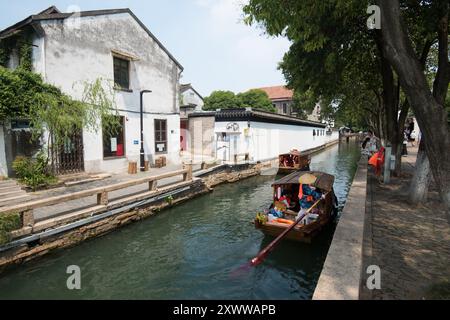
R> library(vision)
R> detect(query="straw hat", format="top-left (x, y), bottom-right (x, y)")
top-left (298, 173), bottom-right (317, 185)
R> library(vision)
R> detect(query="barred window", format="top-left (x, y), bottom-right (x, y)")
top-left (113, 57), bottom-right (130, 90)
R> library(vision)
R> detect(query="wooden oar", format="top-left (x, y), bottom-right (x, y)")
top-left (250, 194), bottom-right (327, 267)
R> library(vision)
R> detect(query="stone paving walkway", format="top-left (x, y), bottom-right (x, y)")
top-left (362, 146), bottom-right (450, 299)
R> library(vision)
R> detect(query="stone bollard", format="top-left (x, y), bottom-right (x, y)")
top-left (22, 210), bottom-right (34, 228)
top-left (183, 162), bottom-right (193, 181)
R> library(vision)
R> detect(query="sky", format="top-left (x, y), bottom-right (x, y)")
top-left (0, 0), bottom-right (291, 96)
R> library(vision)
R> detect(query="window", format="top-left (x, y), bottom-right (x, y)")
top-left (155, 119), bottom-right (168, 154)
top-left (103, 116), bottom-right (125, 158)
top-left (113, 56), bottom-right (130, 90)
top-left (283, 103), bottom-right (287, 114)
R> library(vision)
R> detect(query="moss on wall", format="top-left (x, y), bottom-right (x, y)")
top-left (0, 213), bottom-right (21, 245)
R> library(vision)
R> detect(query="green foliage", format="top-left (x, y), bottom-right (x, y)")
top-left (243, 0), bottom-right (446, 134)
top-left (203, 90), bottom-right (238, 110)
top-left (291, 90), bottom-right (317, 120)
top-left (204, 89), bottom-right (276, 112)
top-left (0, 67), bottom-right (119, 148)
top-left (0, 47), bottom-right (8, 67)
top-left (165, 195), bottom-right (174, 205)
top-left (12, 153), bottom-right (57, 191)
top-left (243, 0), bottom-right (380, 129)
top-left (236, 89), bottom-right (275, 112)
top-left (0, 213), bottom-right (21, 245)
top-left (18, 43), bottom-right (32, 72)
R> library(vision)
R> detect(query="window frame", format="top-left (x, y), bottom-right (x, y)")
top-left (113, 56), bottom-right (131, 91)
top-left (154, 119), bottom-right (168, 155)
top-left (102, 115), bottom-right (126, 160)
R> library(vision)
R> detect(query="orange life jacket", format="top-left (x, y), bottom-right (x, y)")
top-left (298, 184), bottom-right (313, 202)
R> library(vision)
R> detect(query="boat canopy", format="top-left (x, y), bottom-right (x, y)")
top-left (279, 149), bottom-right (303, 157)
top-left (272, 171), bottom-right (335, 192)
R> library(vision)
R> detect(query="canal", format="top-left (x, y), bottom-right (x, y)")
top-left (0, 142), bottom-right (360, 299)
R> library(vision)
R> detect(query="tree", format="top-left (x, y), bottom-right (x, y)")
top-left (291, 90), bottom-right (318, 120)
top-left (376, 0), bottom-right (450, 212)
top-left (203, 89), bottom-right (276, 112)
top-left (243, 1), bottom-right (450, 207)
top-left (243, 0), bottom-right (397, 151)
top-left (203, 90), bottom-right (237, 110)
top-left (236, 89), bottom-right (276, 112)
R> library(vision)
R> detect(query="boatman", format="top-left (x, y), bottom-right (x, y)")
top-left (296, 173), bottom-right (325, 222)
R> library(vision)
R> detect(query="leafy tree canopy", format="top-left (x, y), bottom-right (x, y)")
top-left (203, 90), bottom-right (238, 110)
top-left (243, 0), bottom-right (446, 134)
top-left (236, 89), bottom-right (275, 112)
top-left (204, 89), bottom-right (276, 112)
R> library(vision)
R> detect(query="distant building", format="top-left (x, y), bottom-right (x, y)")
top-left (257, 85), bottom-right (321, 121)
top-left (258, 86), bottom-right (294, 116)
top-left (189, 108), bottom-right (338, 164)
top-left (180, 84), bottom-right (204, 117)
top-left (180, 84), bottom-right (204, 152)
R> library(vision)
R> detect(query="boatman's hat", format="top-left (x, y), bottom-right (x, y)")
top-left (298, 173), bottom-right (317, 185)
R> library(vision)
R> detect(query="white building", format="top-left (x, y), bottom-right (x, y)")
top-left (189, 108), bottom-right (339, 163)
top-left (0, 6), bottom-right (183, 176)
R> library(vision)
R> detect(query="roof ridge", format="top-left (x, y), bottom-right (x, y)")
top-left (37, 6), bottom-right (61, 15)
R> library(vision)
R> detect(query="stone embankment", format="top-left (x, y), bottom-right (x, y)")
top-left (313, 155), bottom-right (368, 300)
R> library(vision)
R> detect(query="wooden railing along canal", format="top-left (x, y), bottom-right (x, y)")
top-left (0, 165), bottom-right (194, 240)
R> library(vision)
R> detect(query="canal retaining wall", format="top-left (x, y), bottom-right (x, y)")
top-left (312, 154), bottom-right (368, 300)
top-left (197, 163), bottom-right (266, 189)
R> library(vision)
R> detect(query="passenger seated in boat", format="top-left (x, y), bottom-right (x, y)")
top-left (279, 191), bottom-right (293, 208)
top-left (268, 203), bottom-right (285, 222)
top-left (296, 173), bottom-right (326, 222)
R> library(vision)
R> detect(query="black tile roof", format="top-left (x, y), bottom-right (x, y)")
top-left (213, 108), bottom-right (326, 128)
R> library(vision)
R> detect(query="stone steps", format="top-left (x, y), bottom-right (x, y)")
top-left (0, 180), bottom-right (31, 208)
top-left (0, 180), bottom-right (18, 188)
top-left (0, 185), bottom-right (21, 193)
top-left (0, 193), bottom-right (32, 207)
top-left (0, 189), bottom-right (26, 197)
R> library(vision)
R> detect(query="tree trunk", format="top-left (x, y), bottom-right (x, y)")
top-left (375, 34), bottom-right (405, 177)
top-left (409, 139), bottom-right (430, 204)
top-left (393, 100), bottom-right (409, 176)
top-left (377, 0), bottom-right (450, 213)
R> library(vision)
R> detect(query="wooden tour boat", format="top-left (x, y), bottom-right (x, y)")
top-left (254, 171), bottom-right (338, 243)
top-left (278, 150), bottom-right (311, 174)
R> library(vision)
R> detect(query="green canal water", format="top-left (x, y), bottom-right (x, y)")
top-left (0, 142), bottom-right (360, 300)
